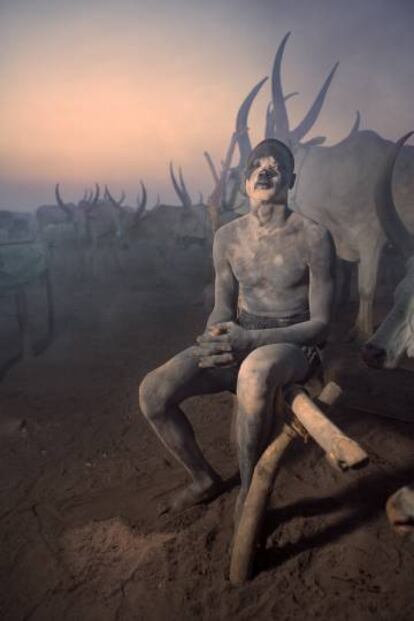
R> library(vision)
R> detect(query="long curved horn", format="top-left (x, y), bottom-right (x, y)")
top-left (375, 132), bottom-right (414, 259)
top-left (329, 111), bottom-right (361, 148)
top-left (342, 110), bottom-right (361, 140)
top-left (301, 136), bottom-right (326, 147)
top-left (265, 102), bottom-right (274, 139)
top-left (271, 32), bottom-right (291, 144)
top-left (290, 62), bottom-right (339, 144)
top-left (236, 76), bottom-right (268, 167)
top-left (169, 162), bottom-right (186, 206)
top-left (178, 167), bottom-right (192, 208)
top-left (349, 110), bottom-right (361, 135)
top-left (204, 151), bottom-right (220, 185)
top-left (265, 92), bottom-right (299, 139)
top-left (105, 186), bottom-right (125, 208)
top-left (90, 183), bottom-right (100, 206)
top-left (55, 183), bottom-right (73, 218)
top-left (284, 91), bottom-right (299, 102)
top-left (136, 180), bottom-right (147, 217)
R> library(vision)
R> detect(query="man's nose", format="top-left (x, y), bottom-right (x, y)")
top-left (258, 169), bottom-right (272, 178)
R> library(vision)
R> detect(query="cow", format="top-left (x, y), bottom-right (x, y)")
top-left (0, 210), bottom-right (37, 243)
top-left (0, 238), bottom-right (53, 379)
top-left (360, 133), bottom-right (414, 541)
top-left (361, 133), bottom-right (414, 369)
top-left (99, 183), bottom-right (147, 275)
top-left (217, 32), bottom-right (414, 339)
top-left (36, 184), bottom-right (100, 278)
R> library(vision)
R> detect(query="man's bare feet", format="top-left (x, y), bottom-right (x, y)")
top-left (159, 476), bottom-right (224, 515)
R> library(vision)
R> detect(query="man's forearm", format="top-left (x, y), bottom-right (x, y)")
top-left (206, 304), bottom-right (235, 328)
top-left (246, 319), bottom-right (328, 349)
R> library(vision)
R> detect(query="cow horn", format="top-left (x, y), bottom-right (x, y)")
top-left (178, 167), bottom-right (192, 208)
top-left (55, 183), bottom-right (73, 218)
top-left (105, 185), bottom-right (125, 208)
top-left (333, 110), bottom-right (361, 147)
top-left (292, 62), bottom-right (339, 144)
top-left (236, 76), bottom-right (268, 168)
top-left (265, 102), bottom-right (274, 139)
top-left (375, 132), bottom-right (414, 259)
top-left (301, 136), bottom-right (326, 147)
top-left (204, 151), bottom-right (220, 185)
top-left (170, 162), bottom-right (186, 207)
top-left (136, 180), bottom-right (147, 216)
top-left (90, 183), bottom-right (100, 206)
top-left (271, 32), bottom-right (291, 144)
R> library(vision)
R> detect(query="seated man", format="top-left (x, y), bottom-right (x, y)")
top-left (139, 139), bottom-right (335, 522)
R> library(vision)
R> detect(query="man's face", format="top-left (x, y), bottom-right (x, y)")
top-left (245, 155), bottom-right (294, 204)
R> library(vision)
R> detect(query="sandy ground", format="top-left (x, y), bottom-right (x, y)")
top-left (0, 265), bottom-right (414, 621)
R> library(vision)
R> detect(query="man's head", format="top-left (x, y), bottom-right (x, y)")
top-left (244, 139), bottom-right (295, 205)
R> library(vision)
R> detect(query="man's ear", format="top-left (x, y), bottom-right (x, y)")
top-left (289, 172), bottom-right (296, 190)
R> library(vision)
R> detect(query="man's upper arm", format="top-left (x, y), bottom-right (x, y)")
top-left (211, 228), bottom-right (238, 317)
top-left (306, 221), bottom-right (335, 324)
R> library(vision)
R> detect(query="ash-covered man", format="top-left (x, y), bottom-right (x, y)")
top-left (139, 139), bottom-right (335, 522)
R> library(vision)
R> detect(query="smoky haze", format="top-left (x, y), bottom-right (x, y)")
top-left (0, 0), bottom-right (413, 210)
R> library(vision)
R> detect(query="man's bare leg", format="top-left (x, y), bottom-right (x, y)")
top-left (234, 343), bottom-right (309, 526)
top-left (139, 347), bottom-right (232, 512)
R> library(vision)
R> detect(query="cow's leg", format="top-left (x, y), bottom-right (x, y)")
top-left (45, 270), bottom-right (54, 340)
top-left (15, 287), bottom-right (32, 358)
top-left (354, 238), bottom-right (385, 340)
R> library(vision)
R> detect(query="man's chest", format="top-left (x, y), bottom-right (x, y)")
top-left (229, 232), bottom-right (309, 290)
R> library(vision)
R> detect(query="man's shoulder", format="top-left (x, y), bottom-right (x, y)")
top-left (292, 211), bottom-right (331, 245)
top-left (214, 215), bottom-right (249, 243)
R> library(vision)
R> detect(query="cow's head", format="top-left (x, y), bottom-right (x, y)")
top-left (362, 132), bottom-right (414, 369)
top-left (55, 183), bottom-right (100, 242)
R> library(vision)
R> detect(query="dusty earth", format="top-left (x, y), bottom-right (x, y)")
top-left (0, 260), bottom-right (414, 621)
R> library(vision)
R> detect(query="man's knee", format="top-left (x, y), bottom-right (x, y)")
top-left (237, 348), bottom-right (278, 409)
top-left (139, 368), bottom-right (168, 420)
top-left (237, 344), bottom-right (301, 410)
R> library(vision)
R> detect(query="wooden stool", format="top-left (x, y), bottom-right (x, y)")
top-left (229, 379), bottom-right (369, 586)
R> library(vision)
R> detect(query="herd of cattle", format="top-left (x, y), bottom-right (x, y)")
top-left (1, 32), bottom-right (414, 537)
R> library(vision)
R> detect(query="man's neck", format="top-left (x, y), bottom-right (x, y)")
top-left (250, 201), bottom-right (290, 229)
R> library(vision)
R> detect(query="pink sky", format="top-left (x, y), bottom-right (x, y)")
top-left (1, 0), bottom-right (413, 210)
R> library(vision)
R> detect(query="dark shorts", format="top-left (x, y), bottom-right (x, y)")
top-left (238, 308), bottom-right (324, 380)
top-left (204, 309), bottom-right (324, 393)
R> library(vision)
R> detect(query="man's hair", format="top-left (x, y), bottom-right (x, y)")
top-left (245, 139), bottom-right (295, 181)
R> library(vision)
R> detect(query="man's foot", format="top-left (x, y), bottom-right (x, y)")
top-left (159, 476), bottom-right (224, 515)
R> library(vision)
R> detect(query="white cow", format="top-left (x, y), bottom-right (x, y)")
top-left (361, 133), bottom-right (414, 541)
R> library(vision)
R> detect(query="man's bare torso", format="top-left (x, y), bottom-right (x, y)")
top-left (217, 209), bottom-right (317, 318)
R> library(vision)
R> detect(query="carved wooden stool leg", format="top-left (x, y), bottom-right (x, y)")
top-left (229, 422), bottom-right (297, 585)
top-left (229, 381), bottom-right (367, 586)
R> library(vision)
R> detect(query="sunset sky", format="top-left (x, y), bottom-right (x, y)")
top-left (1, 0), bottom-right (413, 210)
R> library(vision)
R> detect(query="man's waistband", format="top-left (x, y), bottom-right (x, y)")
top-left (237, 308), bottom-right (310, 330)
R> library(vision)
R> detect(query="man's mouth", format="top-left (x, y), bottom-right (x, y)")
top-left (254, 178), bottom-right (273, 190)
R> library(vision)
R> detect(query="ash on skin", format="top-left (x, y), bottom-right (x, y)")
top-left (139, 139), bottom-right (335, 524)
